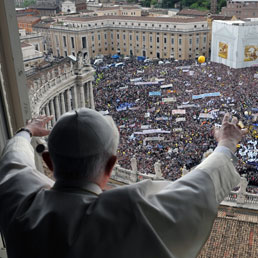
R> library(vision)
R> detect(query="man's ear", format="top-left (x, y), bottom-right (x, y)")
top-left (105, 155), bottom-right (117, 177)
top-left (42, 151), bottom-right (54, 171)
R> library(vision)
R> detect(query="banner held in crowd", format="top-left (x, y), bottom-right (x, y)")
top-left (192, 92), bottom-right (221, 100)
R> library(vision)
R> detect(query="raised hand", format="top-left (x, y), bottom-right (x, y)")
top-left (26, 115), bottom-right (53, 137)
top-left (214, 113), bottom-right (248, 153)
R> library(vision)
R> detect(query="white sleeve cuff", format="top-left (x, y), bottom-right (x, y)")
top-left (195, 151), bottom-right (240, 203)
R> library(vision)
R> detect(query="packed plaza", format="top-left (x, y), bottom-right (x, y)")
top-left (93, 56), bottom-right (258, 193)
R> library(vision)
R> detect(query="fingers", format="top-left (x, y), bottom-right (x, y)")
top-left (213, 127), bottom-right (220, 141)
top-left (222, 113), bottom-right (230, 124)
top-left (241, 128), bottom-right (248, 135)
top-left (28, 115), bottom-right (53, 125)
top-left (39, 129), bottom-right (51, 137)
top-left (231, 116), bottom-right (238, 125)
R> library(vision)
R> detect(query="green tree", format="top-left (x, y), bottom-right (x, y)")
top-left (150, 0), bottom-right (158, 6)
top-left (218, 0), bottom-right (227, 11)
top-left (23, 0), bottom-right (36, 8)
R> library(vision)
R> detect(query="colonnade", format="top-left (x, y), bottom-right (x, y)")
top-left (40, 81), bottom-right (94, 128)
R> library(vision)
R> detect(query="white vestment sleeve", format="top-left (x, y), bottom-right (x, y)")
top-left (128, 151), bottom-right (240, 258)
top-left (0, 136), bottom-right (54, 227)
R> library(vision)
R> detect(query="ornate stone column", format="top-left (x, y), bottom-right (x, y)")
top-left (66, 89), bottom-right (72, 111)
top-left (40, 108), bottom-right (45, 116)
top-left (86, 82), bottom-right (90, 107)
top-left (89, 81), bottom-right (95, 109)
top-left (50, 99), bottom-right (56, 124)
top-left (79, 85), bottom-right (85, 108)
top-left (154, 160), bottom-right (163, 180)
top-left (55, 95), bottom-right (61, 119)
top-left (72, 86), bottom-right (78, 109)
top-left (61, 92), bottom-right (66, 114)
top-left (45, 104), bottom-right (51, 128)
top-left (237, 177), bottom-right (248, 204)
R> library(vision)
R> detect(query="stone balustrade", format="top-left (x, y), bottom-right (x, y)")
top-left (111, 161), bottom-right (258, 207)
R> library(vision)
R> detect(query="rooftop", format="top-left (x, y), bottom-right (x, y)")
top-left (198, 207), bottom-right (258, 257)
top-left (63, 15), bottom-right (207, 23)
top-left (177, 8), bottom-right (209, 17)
top-left (17, 16), bottom-right (41, 23)
top-left (21, 42), bottom-right (32, 48)
top-left (215, 19), bottom-right (258, 25)
top-left (99, 6), bottom-right (140, 11)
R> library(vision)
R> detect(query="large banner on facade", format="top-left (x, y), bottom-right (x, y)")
top-left (218, 42), bottom-right (228, 59)
top-left (244, 45), bottom-right (258, 62)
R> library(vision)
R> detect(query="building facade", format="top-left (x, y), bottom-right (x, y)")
top-left (43, 16), bottom-right (209, 60)
top-left (17, 16), bottom-right (41, 33)
top-left (62, 0), bottom-right (77, 13)
top-left (21, 42), bottom-right (45, 70)
top-left (211, 19), bottom-right (258, 68)
top-left (96, 6), bottom-right (142, 16)
top-left (221, 0), bottom-right (258, 19)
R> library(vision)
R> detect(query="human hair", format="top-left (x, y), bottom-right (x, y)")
top-left (48, 115), bottom-right (119, 182)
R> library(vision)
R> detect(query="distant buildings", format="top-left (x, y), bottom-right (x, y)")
top-left (17, 16), bottom-right (41, 33)
top-left (37, 15), bottom-right (209, 61)
top-left (221, 0), bottom-right (258, 19)
top-left (177, 8), bottom-right (209, 17)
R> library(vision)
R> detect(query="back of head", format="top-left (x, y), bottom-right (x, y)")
top-left (48, 108), bottom-right (119, 181)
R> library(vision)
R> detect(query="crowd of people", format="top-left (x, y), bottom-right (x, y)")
top-left (93, 57), bottom-right (258, 193)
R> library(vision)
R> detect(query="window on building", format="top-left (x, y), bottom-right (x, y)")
top-left (104, 34), bottom-right (107, 40)
top-left (136, 35), bottom-right (139, 41)
top-left (150, 36), bottom-right (152, 42)
top-left (171, 38), bottom-right (174, 44)
top-left (196, 38), bottom-right (199, 45)
top-left (157, 37), bottom-right (159, 43)
top-left (179, 38), bottom-right (182, 45)
top-left (55, 35), bottom-right (59, 46)
top-left (111, 34), bottom-right (113, 39)
top-left (92, 35), bottom-right (94, 42)
top-left (123, 34), bottom-right (125, 40)
top-left (203, 37), bottom-right (206, 43)
top-left (117, 34), bottom-right (119, 40)
top-left (129, 35), bottom-right (132, 41)
top-left (98, 34), bottom-right (100, 41)
top-left (71, 37), bottom-right (75, 49)
top-left (189, 38), bottom-right (192, 45)
top-left (164, 38), bottom-right (167, 44)
top-left (143, 35), bottom-right (145, 41)
top-left (82, 37), bottom-right (86, 49)
top-left (63, 36), bottom-right (67, 47)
